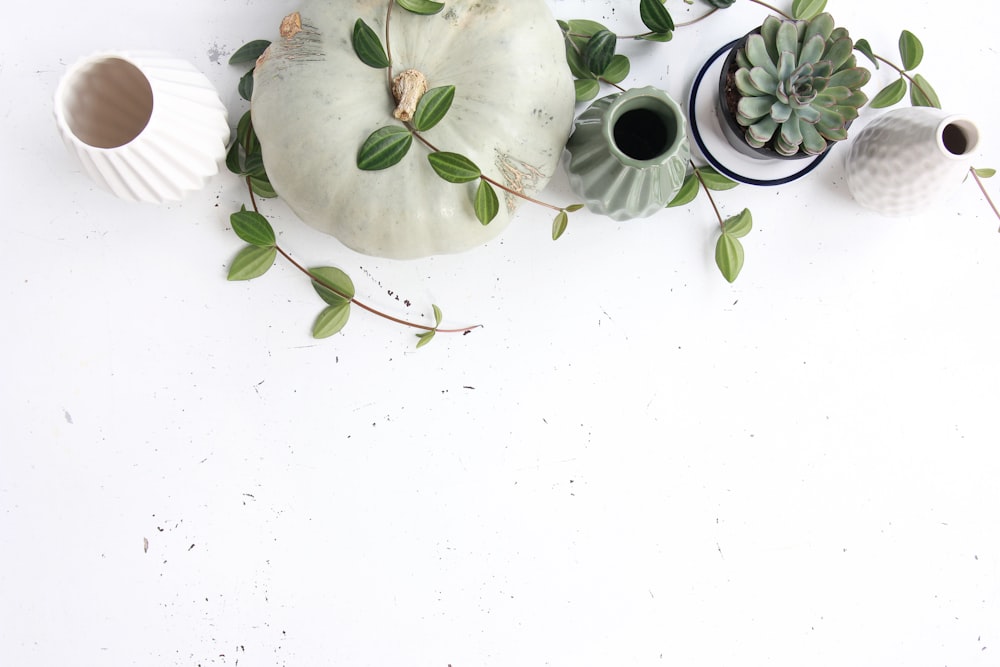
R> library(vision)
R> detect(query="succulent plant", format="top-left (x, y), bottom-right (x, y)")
top-left (732, 13), bottom-right (871, 157)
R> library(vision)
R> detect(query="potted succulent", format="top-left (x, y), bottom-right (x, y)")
top-left (718, 12), bottom-right (871, 159)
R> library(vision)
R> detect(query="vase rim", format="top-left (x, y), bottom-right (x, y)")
top-left (601, 86), bottom-right (688, 168)
top-left (935, 114), bottom-right (979, 160)
top-left (53, 51), bottom-right (161, 151)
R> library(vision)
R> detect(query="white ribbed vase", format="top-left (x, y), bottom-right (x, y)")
top-left (845, 107), bottom-right (979, 216)
top-left (54, 51), bottom-right (230, 203)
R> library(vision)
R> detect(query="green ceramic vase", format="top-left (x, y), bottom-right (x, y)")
top-left (565, 86), bottom-right (690, 220)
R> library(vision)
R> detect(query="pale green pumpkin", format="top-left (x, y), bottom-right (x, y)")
top-left (251, 0), bottom-right (575, 259)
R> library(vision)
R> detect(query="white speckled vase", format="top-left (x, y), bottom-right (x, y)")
top-left (565, 86), bottom-right (689, 220)
top-left (54, 51), bottom-right (230, 203)
top-left (845, 107), bottom-right (979, 216)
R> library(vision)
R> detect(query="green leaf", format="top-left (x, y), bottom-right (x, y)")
top-left (396, 0), bottom-right (444, 14)
top-left (667, 173), bottom-right (699, 207)
top-left (357, 126), bottom-right (413, 170)
top-left (231, 207), bottom-right (276, 247)
top-left (229, 40), bottom-right (271, 65)
top-left (352, 18), bottom-right (390, 69)
top-left (898, 30), bottom-right (924, 71)
top-left (236, 111), bottom-right (255, 150)
top-left (697, 166), bottom-right (739, 191)
top-left (474, 180), bottom-right (500, 225)
top-left (565, 204), bottom-right (585, 212)
top-left (601, 55), bottom-right (630, 84)
top-left (225, 140), bottom-right (243, 175)
top-left (313, 303), bottom-right (351, 339)
top-left (909, 73), bottom-right (941, 109)
top-left (869, 77), bottom-right (907, 109)
top-left (228, 245), bottom-right (276, 281)
top-left (639, 0), bottom-right (674, 33)
top-left (791, 0), bottom-right (826, 20)
top-left (243, 150), bottom-right (267, 179)
top-left (566, 19), bottom-right (611, 40)
top-left (638, 32), bottom-right (673, 43)
top-left (432, 304), bottom-right (443, 327)
top-left (723, 208), bottom-right (752, 238)
top-left (975, 168), bottom-right (997, 179)
top-left (853, 38), bottom-right (879, 69)
top-left (584, 29), bottom-right (617, 77)
top-left (574, 78), bottom-right (600, 102)
top-left (250, 177), bottom-right (277, 199)
top-left (565, 47), bottom-right (592, 80)
top-left (238, 69), bottom-right (255, 101)
top-left (415, 330), bottom-right (436, 348)
top-left (412, 85), bottom-right (455, 132)
top-left (310, 266), bottom-right (356, 305)
top-left (427, 152), bottom-right (481, 183)
top-left (552, 210), bottom-right (569, 240)
top-left (715, 233), bottom-right (744, 283)
top-left (705, 0), bottom-right (736, 6)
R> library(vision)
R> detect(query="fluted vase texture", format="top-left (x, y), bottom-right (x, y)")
top-left (565, 86), bottom-right (690, 220)
top-left (54, 51), bottom-right (230, 203)
top-left (845, 106), bottom-right (979, 216)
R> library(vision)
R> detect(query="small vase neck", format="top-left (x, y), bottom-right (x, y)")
top-left (937, 116), bottom-right (979, 160)
top-left (602, 86), bottom-right (687, 168)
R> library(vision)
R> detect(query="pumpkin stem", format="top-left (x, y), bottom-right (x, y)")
top-left (280, 12), bottom-right (302, 39)
top-left (391, 69), bottom-right (428, 122)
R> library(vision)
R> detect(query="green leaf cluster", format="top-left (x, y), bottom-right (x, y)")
top-left (226, 40), bottom-right (277, 199)
top-left (227, 207), bottom-right (278, 281)
top-left (229, 40), bottom-right (270, 101)
top-left (350, 14), bottom-right (502, 226)
top-left (668, 166), bottom-right (737, 208)
top-left (559, 0), bottom-right (673, 103)
top-left (226, 37), bottom-right (461, 347)
top-left (560, 20), bottom-right (630, 101)
top-left (227, 207), bottom-right (359, 339)
top-left (715, 209), bottom-right (752, 283)
top-left (857, 31), bottom-right (941, 109)
top-left (415, 304), bottom-right (444, 348)
top-left (226, 111), bottom-right (277, 199)
top-left (310, 267), bottom-right (356, 338)
top-left (352, 0), bottom-right (444, 68)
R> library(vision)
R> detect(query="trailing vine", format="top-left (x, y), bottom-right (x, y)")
top-left (560, 0), bottom-right (999, 281)
top-left (225, 39), bottom-right (479, 347)
top-left (220, 0), bottom-right (998, 345)
top-left (352, 0), bottom-right (584, 240)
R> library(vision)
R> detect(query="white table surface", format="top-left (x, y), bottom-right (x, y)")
top-left (3, 1), bottom-right (999, 665)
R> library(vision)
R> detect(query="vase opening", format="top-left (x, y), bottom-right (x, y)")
top-left (612, 108), bottom-right (676, 162)
top-left (940, 119), bottom-right (978, 157)
top-left (59, 57), bottom-right (154, 149)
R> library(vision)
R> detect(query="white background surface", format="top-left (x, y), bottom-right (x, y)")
top-left (2, 1), bottom-right (999, 665)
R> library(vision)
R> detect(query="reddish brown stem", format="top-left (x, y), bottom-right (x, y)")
top-left (675, 7), bottom-right (719, 27)
top-left (969, 168), bottom-right (1000, 232)
top-left (871, 54), bottom-right (936, 104)
top-left (409, 129), bottom-right (566, 213)
top-left (690, 161), bottom-right (726, 229)
top-left (245, 177), bottom-right (480, 334)
top-left (384, 0), bottom-right (396, 96)
top-left (748, 0), bottom-right (793, 20)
